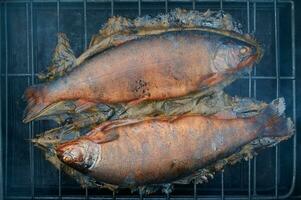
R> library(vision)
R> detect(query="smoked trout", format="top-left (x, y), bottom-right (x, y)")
top-left (56, 98), bottom-right (293, 187)
top-left (24, 30), bottom-right (259, 123)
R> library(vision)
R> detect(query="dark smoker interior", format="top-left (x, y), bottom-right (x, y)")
top-left (0, 0), bottom-right (301, 199)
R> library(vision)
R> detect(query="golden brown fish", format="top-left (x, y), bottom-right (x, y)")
top-left (23, 30), bottom-right (259, 123)
top-left (56, 98), bottom-right (293, 188)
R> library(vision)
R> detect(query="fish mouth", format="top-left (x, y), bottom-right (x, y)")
top-left (252, 44), bottom-right (264, 64)
top-left (237, 45), bottom-right (263, 70)
top-left (237, 54), bottom-right (257, 70)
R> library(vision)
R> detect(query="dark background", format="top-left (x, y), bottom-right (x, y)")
top-left (1, 0), bottom-right (301, 199)
top-left (294, 0), bottom-right (300, 196)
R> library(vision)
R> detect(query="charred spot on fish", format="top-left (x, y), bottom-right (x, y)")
top-left (132, 79), bottom-right (150, 97)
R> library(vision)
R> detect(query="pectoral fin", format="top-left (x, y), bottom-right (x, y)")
top-left (94, 132), bottom-right (120, 144)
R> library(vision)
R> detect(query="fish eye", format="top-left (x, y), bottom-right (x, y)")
top-left (60, 146), bottom-right (84, 164)
top-left (62, 153), bottom-right (74, 162)
top-left (239, 47), bottom-right (250, 55)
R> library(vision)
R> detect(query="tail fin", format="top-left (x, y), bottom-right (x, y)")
top-left (23, 84), bottom-right (49, 123)
top-left (256, 98), bottom-right (294, 139)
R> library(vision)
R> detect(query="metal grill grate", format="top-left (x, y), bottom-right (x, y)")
top-left (0, 0), bottom-right (297, 199)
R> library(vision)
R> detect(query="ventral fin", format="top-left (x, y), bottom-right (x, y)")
top-left (38, 33), bottom-right (76, 81)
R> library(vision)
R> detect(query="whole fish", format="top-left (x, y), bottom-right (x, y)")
top-left (23, 30), bottom-right (259, 123)
top-left (56, 98), bottom-right (293, 187)
top-left (38, 9), bottom-right (248, 82)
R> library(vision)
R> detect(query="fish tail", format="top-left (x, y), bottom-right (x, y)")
top-left (256, 98), bottom-right (294, 138)
top-left (23, 84), bottom-right (49, 123)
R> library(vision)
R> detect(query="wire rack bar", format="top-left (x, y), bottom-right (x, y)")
top-left (57, 0), bottom-right (60, 31)
top-left (56, 0), bottom-right (63, 197)
top-left (192, 0), bottom-right (196, 198)
top-left (83, 2), bottom-right (89, 199)
top-left (291, 1), bottom-right (297, 196)
top-left (4, 2), bottom-right (8, 199)
top-left (110, 1), bottom-right (115, 198)
top-left (26, 2), bottom-right (32, 198)
top-left (112, 191), bottom-right (117, 200)
top-left (273, 0), bottom-right (279, 197)
top-left (111, 0), bottom-right (114, 16)
top-left (5, 194), bottom-right (300, 200)
top-left (221, 171), bottom-right (224, 200)
top-left (0, 0), bottom-right (297, 199)
top-left (246, 1), bottom-right (252, 198)
top-left (166, 192), bottom-right (170, 200)
top-left (252, 1), bottom-right (257, 197)
top-left (193, 180), bottom-right (197, 200)
top-left (139, 188), bottom-right (144, 200)
top-left (83, 1), bottom-right (89, 198)
top-left (29, 0), bottom-right (35, 198)
top-left (0, 3), bottom-right (3, 200)
top-left (219, 2), bottom-right (224, 198)
top-left (138, 0), bottom-right (141, 16)
top-left (83, 0), bottom-right (88, 49)
top-left (0, 0), bottom-right (294, 3)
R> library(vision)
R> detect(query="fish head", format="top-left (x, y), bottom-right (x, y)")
top-left (56, 139), bottom-right (100, 172)
top-left (212, 40), bottom-right (258, 73)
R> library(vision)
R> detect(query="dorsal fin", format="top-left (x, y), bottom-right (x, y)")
top-left (38, 33), bottom-right (76, 81)
top-left (90, 9), bottom-right (243, 48)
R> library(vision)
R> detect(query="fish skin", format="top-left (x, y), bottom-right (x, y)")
top-left (56, 98), bottom-right (294, 187)
top-left (23, 30), bottom-right (257, 123)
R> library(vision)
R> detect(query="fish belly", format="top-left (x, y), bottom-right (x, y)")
top-left (89, 116), bottom-right (255, 186)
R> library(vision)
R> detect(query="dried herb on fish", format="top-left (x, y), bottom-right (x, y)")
top-left (32, 92), bottom-right (266, 150)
